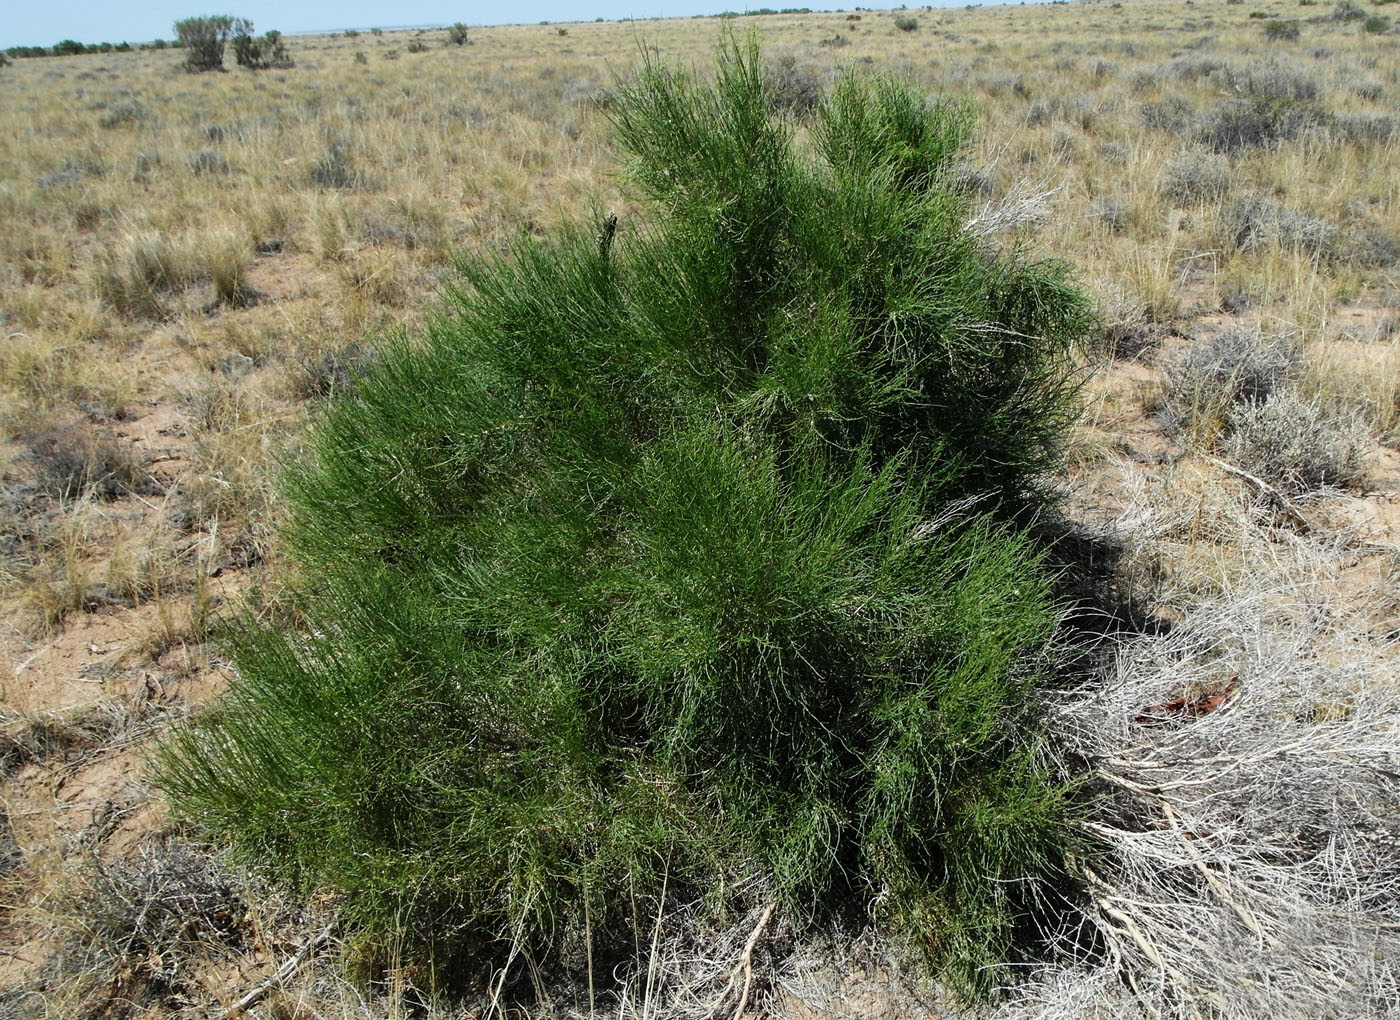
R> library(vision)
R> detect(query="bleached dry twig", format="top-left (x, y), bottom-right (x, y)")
top-left (998, 538), bottom-right (1400, 1019)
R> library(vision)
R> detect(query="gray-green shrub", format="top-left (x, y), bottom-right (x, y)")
top-left (1161, 150), bottom-right (1230, 203)
top-left (1160, 328), bottom-right (1298, 442)
top-left (1221, 194), bottom-right (1337, 256)
top-left (1226, 389), bottom-right (1369, 491)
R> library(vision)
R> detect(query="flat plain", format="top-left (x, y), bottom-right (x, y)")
top-left (1, 1), bottom-right (1398, 1015)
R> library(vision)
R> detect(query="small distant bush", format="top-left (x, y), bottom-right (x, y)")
top-left (231, 24), bottom-right (291, 69)
top-left (38, 169), bottom-right (84, 189)
top-left (1198, 95), bottom-right (1328, 151)
top-left (308, 141), bottom-right (365, 189)
top-left (1362, 13), bottom-right (1391, 30)
top-left (353, 50), bottom-right (367, 64)
top-left (1026, 97), bottom-right (1061, 125)
top-left (1140, 94), bottom-right (1196, 133)
top-left (894, 14), bottom-right (920, 29)
top-left (20, 422), bottom-right (157, 500)
top-left (1264, 17), bottom-right (1302, 37)
top-left (766, 53), bottom-right (824, 115)
top-left (1099, 140), bottom-right (1131, 164)
top-left (1161, 149), bottom-right (1230, 202)
top-left (290, 340), bottom-right (379, 401)
top-left (1094, 197), bottom-right (1130, 234)
top-left (186, 148), bottom-right (231, 174)
top-left (159, 39), bottom-right (1097, 1001)
top-left (1229, 60), bottom-right (1319, 100)
top-left (173, 15), bottom-right (237, 72)
top-left (1336, 113), bottom-right (1398, 144)
top-left (1167, 54), bottom-right (1233, 81)
top-left (448, 23), bottom-right (470, 44)
top-left (1226, 389), bottom-right (1369, 491)
top-left (1221, 194), bottom-right (1337, 256)
top-left (406, 38), bottom-right (428, 53)
top-left (1326, 0), bottom-right (1367, 19)
top-left (1338, 228), bottom-right (1400, 267)
top-left (1348, 77), bottom-right (1384, 100)
top-left (98, 99), bottom-right (146, 128)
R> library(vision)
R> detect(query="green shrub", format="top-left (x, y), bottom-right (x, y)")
top-left (894, 14), bottom-right (920, 30)
top-left (448, 22), bottom-right (470, 45)
top-left (1264, 17), bottom-right (1302, 38)
top-left (230, 23), bottom-right (290, 69)
top-left (173, 15), bottom-right (236, 72)
top-left (158, 38), bottom-right (1094, 1001)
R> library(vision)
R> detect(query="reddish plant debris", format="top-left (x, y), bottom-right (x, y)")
top-left (1133, 674), bottom-right (1240, 726)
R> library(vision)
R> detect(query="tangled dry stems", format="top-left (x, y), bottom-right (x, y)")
top-left (996, 528), bottom-right (1400, 1019)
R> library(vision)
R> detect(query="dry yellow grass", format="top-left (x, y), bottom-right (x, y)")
top-left (1, 1), bottom-right (1398, 1014)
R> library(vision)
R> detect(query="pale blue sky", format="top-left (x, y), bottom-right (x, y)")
top-left (4, 0), bottom-right (962, 49)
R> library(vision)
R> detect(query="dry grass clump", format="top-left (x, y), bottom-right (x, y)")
top-left (1302, 341), bottom-right (1400, 447)
top-left (205, 226), bottom-right (257, 306)
top-left (93, 232), bottom-right (200, 319)
top-left (0, 334), bottom-right (133, 426)
top-left (40, 840), bottom-right (249, 1016)
top-left (95, 229), bottom-right (254, 317)
top-left (16, 421), bottom-right (157, 501)
top-left (357, 195), bottom-right (447, 255)
top-left (173, 377), bottom-right (285, 571)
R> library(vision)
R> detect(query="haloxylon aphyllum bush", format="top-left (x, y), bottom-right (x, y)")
top-left (158, 38), bottom-right (1095, 1000)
